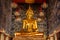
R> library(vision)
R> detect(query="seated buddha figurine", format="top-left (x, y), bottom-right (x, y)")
top-left (23, 6), bottom-right (38, 33)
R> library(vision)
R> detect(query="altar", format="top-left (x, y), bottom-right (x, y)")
top-left (13, 5), bottom-right (45, 40)
top-left (13, 32), bottom-right (44, 40)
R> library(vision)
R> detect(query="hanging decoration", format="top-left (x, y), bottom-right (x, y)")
top-left (11, 2), bottom-right (18, 8)
top-left (39, 8), bottom-right (44, 17)
top-left (15, 17), bottom-right (21, 22)
top-left (14, 11), bottom-right (20, 16)
top-left (37, 18), bottom-right (42, 22)
top-left (39, 11), bottom-right (44, 17)
top-left (41, 2), bottom-right (48, 8)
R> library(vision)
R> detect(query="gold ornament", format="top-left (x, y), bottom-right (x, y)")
top-left (25, 0), bottom-right (34, 3)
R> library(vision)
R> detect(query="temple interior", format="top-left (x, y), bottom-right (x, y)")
top-left (0, 0), bottom-right (60, 40)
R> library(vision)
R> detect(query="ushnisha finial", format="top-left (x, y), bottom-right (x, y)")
top-left (26, 5), bottom-right (34, 15)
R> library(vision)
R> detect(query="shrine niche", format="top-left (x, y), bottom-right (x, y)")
top-left (13, 5), bottom-right (45, 40)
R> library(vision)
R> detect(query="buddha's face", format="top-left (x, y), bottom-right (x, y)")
top-left (26, 12), bottom-right (33, 19)
top-left (26, 6), bottom-right (34, 19)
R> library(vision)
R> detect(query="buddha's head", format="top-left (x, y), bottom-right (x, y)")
top-left (26, 6), bottom-right (34, 19)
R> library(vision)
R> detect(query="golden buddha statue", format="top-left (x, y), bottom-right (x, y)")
top-left (14, 6), bottom-right (44, 40)
top-left (23, 6), bottom-right (38, 32)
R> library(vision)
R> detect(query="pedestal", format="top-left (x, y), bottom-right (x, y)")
top-left (13, 32), bottom-right (44, 40)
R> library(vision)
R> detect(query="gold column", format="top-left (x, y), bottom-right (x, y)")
top-left (50, 36), bottom-right (54, 40)
top-left (6, 36), bottom-right (9, 40)
top-left (1, 33), bottom-right (4, 40)
top-left (54, 31), bottom-right (57, 40)
top-left (54, 34), bottom-right (57, 40)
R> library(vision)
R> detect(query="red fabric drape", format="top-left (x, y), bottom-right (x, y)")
top-left (13, 0), bottom-right (46, 3)
top-left (35, 0), bottom-right (43, 3)
top-left (13, 0), bottom-right (25, 3)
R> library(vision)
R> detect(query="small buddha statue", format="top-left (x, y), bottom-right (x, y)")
top-left (23, 6), bottom-right (38, 33)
